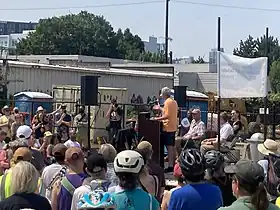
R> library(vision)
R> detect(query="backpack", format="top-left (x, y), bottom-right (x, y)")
top-left (266, 154), bottom-right (280, 197)
top-left (77, 180), bottom-right (114, 210)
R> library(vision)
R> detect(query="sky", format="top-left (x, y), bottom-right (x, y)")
top-left (1, 0), bottom-right (280, 59)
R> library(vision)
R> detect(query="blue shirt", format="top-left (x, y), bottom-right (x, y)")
top-left (112, 187), bottom-right (159, 210)
top-left (168, 183), bottom-right (223, 210)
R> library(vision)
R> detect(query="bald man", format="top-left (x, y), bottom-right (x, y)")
top-left (175, 108), bottom-right (206, 154)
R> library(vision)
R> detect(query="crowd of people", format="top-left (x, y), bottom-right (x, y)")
top-left (0, 86), bottom-right (279, 210)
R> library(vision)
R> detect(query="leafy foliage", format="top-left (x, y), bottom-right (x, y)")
top-left (269, 61), bottom-right (280, 93)
top-left (16, 11), bottom-right (164, 63)
top-left (233, 34), bottom-right (280, 67)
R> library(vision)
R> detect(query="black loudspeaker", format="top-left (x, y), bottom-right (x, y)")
top-left (174, 86), bottom-right (187, 107)
top-left (81, 76), bottom-right (99, 106)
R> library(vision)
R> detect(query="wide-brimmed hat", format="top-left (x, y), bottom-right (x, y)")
top-left (36, 106), bottom-right (44, 112)
top-left (258, 139), bottom-right (280, 156)
top-left (1, 105), bottom-right (9, 113)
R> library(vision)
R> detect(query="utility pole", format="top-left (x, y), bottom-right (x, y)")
top-left (165, 0), bottom-right (170, 64)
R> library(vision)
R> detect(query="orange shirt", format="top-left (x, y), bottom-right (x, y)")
top-left (162, 98), bottom-right (178, 132)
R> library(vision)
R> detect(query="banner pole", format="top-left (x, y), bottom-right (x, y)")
top-left (263, 27), bottom-right (269, 141)
top-left (217, 17), bottom-right (221, 151)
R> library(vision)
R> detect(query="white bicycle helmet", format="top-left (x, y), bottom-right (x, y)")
top-left (114, 150), bottom-right (144, 174)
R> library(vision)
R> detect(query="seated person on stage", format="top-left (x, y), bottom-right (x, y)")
top-left (175, 109), bottom-right (205, 154)
top-left (200, 112), bottom-right (233, 154)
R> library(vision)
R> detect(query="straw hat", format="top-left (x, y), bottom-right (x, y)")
top-left (258, 139), bottom-right (280, 156)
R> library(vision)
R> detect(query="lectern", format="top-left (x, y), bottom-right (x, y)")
top-left (138, 112), bottom-right (163, 167)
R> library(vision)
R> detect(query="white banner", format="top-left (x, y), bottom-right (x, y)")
top-left (218, 52), bottom-right (268, 98)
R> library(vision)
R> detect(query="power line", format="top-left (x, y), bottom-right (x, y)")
top-left (173, 0), bottom-right (280, 12)
top-left (0, 1), bottom-right (163, 11)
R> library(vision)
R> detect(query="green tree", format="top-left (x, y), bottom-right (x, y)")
top-left (16, 11), bottom-right (164, 63)
top-left (269, 60), bottom-right (280, 93)
top-left (233, 35), bottom-right (258, 58)
top-left (233, 34), bottom-right (280, 66)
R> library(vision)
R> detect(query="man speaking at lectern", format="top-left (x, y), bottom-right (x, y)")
top-left (153, 87), bottom-right (178, 173)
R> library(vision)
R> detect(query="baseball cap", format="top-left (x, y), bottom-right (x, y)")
top-left (16, 125), bottom-right (32, 139)
top-left (173, 162), bottom-right (183, 178)
top-left (65, 147), bottom-right (84, 161)
top-left (13, 147), bottom-right (33, 162)
top-left (52, 143), bottom-right (67, 157)
top-left (44, 131), bottom-right (53, 137)
top-left (224, 159), bottom-right (265, 184)
top-left (87, 153), bottom-right (107, 173)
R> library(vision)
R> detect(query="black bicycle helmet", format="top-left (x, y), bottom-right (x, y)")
top-left (204, 150), bottom-right (224, 170)
top-left (179, 148), bottom-right (204, 176)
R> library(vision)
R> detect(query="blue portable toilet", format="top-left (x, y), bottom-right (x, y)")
top-left (14, 92), bottom-right (53, 125)
top-left (159, 90), bottom-right (209, 124)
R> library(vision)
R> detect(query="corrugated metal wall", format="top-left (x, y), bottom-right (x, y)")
top-left (7, 65), bottom-right (173, 102)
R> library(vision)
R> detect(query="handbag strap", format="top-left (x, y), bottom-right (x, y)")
top-left (149, 193), bottom-right (152, 210)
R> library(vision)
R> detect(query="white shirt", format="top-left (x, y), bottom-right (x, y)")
top-left (220, 122), bottom-right (234, 143)
top-left (71, 185), bottom-right (91, 210)
top-left (64, 140), bottom-right (81, 148)
top-left (41, 163), bottom-right (64, 202)
top-left (0, 141), bottom-right (5, 150)
top-left (258, 159), bottom-right (268, 177)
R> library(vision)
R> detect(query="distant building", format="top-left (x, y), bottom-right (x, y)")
top-left (209, 48), bottom-right (224, 73)
top-left (0, 21), bottom-right (37, 35)
top-left (173, 56), bottom-right (194, 64)
top-left (143, 36), bottom-right (165, 53)
top-left (0, 30), bottom-right (33, 56)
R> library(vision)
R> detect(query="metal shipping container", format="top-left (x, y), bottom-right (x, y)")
top-left (4, 60), bottom-right (173, 103)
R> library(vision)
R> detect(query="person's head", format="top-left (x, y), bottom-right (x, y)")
top-left (204, 150), bottom-right (225, 179)
top-left (2, 105), bottom-right (10, 116)
top-left (161, 87), bottom-right (172, 99)
top-left (173, 163), bottom-right (185, 184)
top-left (220, 112), bottom-right (229, 125)
top-left (224, 159), bottom-right (268, 210)
top-left (60, 104), bottom-right (67, 114)
top-left (231, 110), bottom-right (241, 121)
top-left (44, 131), bottom-right (53, 144)
top-left (38, 112), bottom-right (44, 120)
top-left (52, 143), bottom-right (67, 164)
top-left (14, 114), bottom-right (21, 123)
top-left (257, 139), bottom-right (279, 157)
top-left (36, 106), bottom-right (44, 114)
top-left (191, 109), bottom-right (201, 121)
top-left (114, 150), bottom-right (144, 190)
top-left (0, 131), bottom-right (7, 142)
top-left (13, 107), bottom-right (19, 114)
top-left (9, 139), bottom-right (28, 154)
top-left (16, 125), bottom-right (33, 146)
top-left (11, 147), bottom-right (33, 167)
top-left (179, 148), bottom-right (205, 183)
top-left (136, 141), bottom-right (153, 160)
top-left (79, 106), bottom-right (85, 114)
top-left (11, 161), bottom-right (39, 194)
top-left (86, 153), bottom-right (107, 179)
top-left (99, 144), bottom-right (117, 163)
top-left (65, 147), bottom-right (84, 171)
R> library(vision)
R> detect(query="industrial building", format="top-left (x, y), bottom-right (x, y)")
top-left (1, 60), bottom-right (173, 102)
top-left (7, 54), bottom-right (219, 92)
